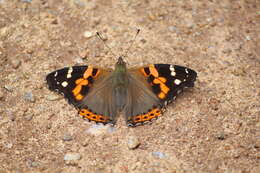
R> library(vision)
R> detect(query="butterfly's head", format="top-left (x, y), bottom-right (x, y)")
top-left (115, 56), bottom-right (127, 71)
top-left (117, 56), bottom-right (125, 65)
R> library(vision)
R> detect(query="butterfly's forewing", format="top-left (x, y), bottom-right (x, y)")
top-left (125, 64), bottom-right (197, 126)
top-left (46, 66), bottom-right (115, 124)
top-left (46, 66), bottom-right (89, 105)
top-left (138, 64), bottom-right (197, 104)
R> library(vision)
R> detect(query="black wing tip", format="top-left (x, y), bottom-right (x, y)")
top-left (186, 68), bottom-right (197, 87)
top-left (45, 72), bottom-right (57, 91)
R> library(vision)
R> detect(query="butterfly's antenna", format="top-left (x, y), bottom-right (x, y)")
top-left (123, 29), bottom-right (140, 58)
top-left (96, 32), bottom-right (117, 57)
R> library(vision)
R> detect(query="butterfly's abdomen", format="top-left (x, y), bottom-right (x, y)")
top-left (111, 71), bottom-right (129, 111)
top-left (113, 86), bottom-right (127, 111)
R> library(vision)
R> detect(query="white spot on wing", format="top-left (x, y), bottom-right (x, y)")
top-left (67, 67), bottom-right (73, 78)
top-left (170, 65), bottom-right (176, 76)
top-left (67, 73), bottom-right (72, 78)
top-left (185, 68), bottom-right (189, 74)
top-left (54, 71), bottom-right (58, 77)
top-left (62, 81), bottom-right (68, 87)
top-left (174, 79), bottom-right (181, 85)
top-left (170, 65), bottom-right (175, 71)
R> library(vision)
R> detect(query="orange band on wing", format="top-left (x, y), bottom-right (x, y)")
top-left (149, 65), bottom-right (159, 77)
top-left (76, 78), bottom-right (88, 85)
top-left (153, 77), bottom-right (170, 98)
top-left (158, 92), bottom-right (166, 99)
top-left (73, 78), bottom-right (89, 100)
top-left (72, 85), bottom-right (82, 96)
top-left (79, 108), bottom-right (109, 123)
top-left (83, 66), bottom-right (93, 79)
top-left (131, 108), bottom-right (162, 123)
top-left (75, 94), bottom-right (83, 100)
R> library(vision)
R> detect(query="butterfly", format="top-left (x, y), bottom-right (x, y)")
top-left (46, 56), bottom-right (197, 127)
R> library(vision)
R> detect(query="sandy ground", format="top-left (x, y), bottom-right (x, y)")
top-left (0, 0), bottom-right (259, 173)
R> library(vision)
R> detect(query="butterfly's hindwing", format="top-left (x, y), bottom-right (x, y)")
top-left (77, 74), bottom-right (118, 125)
top-left (125, 71), bottom-right (162, 126)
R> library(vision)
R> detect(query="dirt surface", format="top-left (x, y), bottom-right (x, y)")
top-left (0, 0), bottom-right (259, 173)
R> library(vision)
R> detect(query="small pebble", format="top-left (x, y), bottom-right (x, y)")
top-left (127, 136), bottom-right (140, 149)
top-left (10, 58), bottom-right (21, 69)
top-left (81, 138), bottom-right (91, 147)
top-left (24, 92), bottom-right (35, 103)
top-left (62, 133), bottom-right (73, 141)
top-left (86, 124), bottom-right (115, 136)
top-left (73, 57), bottom-right (84, 64)
top-left (152, 151), bottom-right (167, 159)
top-left (245, 35), bottom-right (251, 41)
top-left (46, 123), bottom-right (52, 129)
top-left (5, 143), bottom-right (13, 149)
top-left (4, 85), bottom-right (13, 92)
top-left (45, 94), bottom-right (60, 101)
top-left (21, 0), bottom-right (32, 2)
top-left (168, 26), bottom-right (178, 32)
top-left (24, 114), bottom-right (33, 121)
top-left (83, 31), bottom-right (93, 38)
top-left (74, 0), bottom-right (85, 7)
top-left (216, 132), bottom-right (226, 140)
top-left (31, 161), bottom-right (40, 167)
top-left (64, 153), bottom-right (81, 161)
top-left (0, 26), bottom-right (8, 37)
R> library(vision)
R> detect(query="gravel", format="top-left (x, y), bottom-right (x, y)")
top-left (127, 136), bottom-right (140, 149)
top-left (24, 92), bottom-right (35, 103)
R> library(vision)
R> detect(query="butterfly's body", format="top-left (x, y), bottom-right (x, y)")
top-left (111, 57), bottom-right (129, 112)
top-left (46, 57), bottom-right (197, 126)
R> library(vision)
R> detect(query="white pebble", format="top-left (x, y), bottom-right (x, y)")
top-left (64, 153), bottom-right (81, 161)
top-left (83, 31), bottom-right (93, 38)
top-left (127, 136), bottom-right (140, 149)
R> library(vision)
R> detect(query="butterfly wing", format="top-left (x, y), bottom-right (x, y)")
top-left (126, 64), bottom-right (197, 126)
top-left (138, 64), bottom-right (197, 104)
top-left (77, 73), bottom-right (120, 125)
top-left (46, 66), bottom-right (115, 124)
top-left (124, 70), bottom-right (161, 126)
